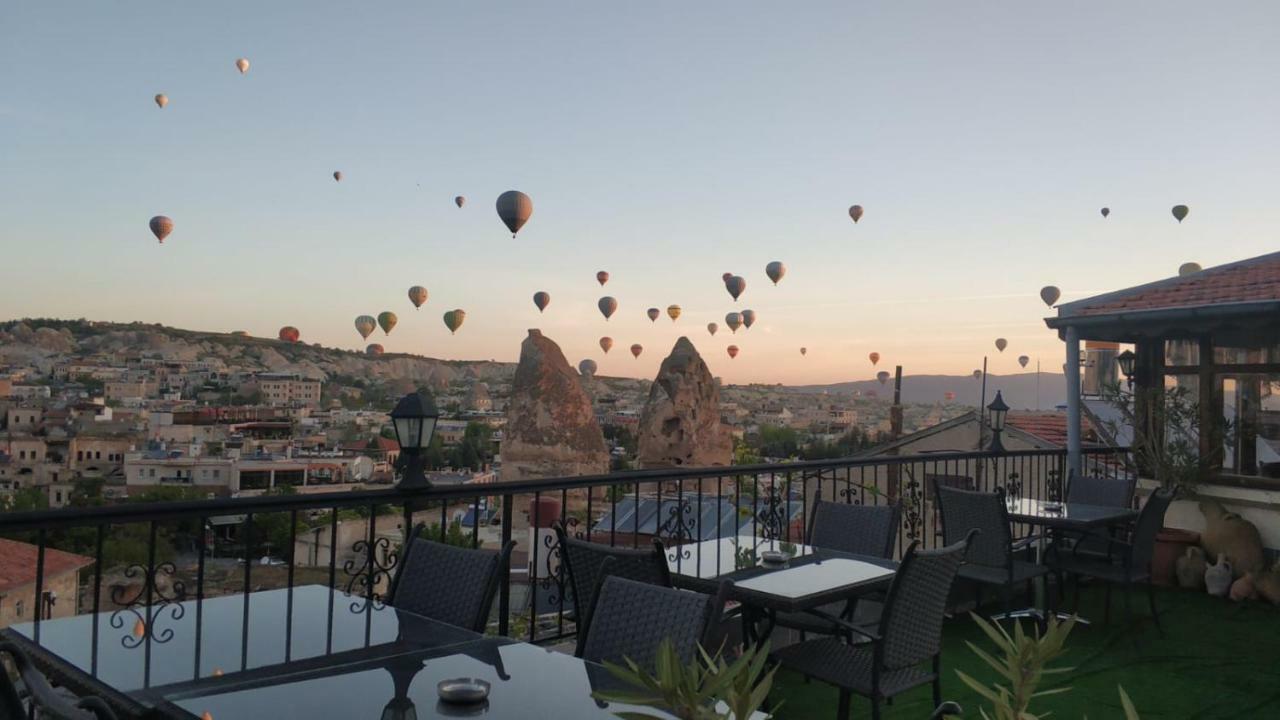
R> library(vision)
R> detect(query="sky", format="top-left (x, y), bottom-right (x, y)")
top-left (3, 2), bottom-right (1279, 385)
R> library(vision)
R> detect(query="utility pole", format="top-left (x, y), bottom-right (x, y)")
top-left (887, 365), bottom-right (904, 503)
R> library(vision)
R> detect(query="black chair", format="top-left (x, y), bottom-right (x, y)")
top-left (772, 531), bottom-right (976, 720)
top-left (0, 639), bottom-right (117, 720)
top-left (773, 500), bottom-right (901, 638)
top-left (1066, 471), bottom-right (1137, 508)
top-left (935, 482), bottom-right (1049, 619)
top-left (1051, 488), bottom-right (1174, 632)
top-left (553, 524), bottom-right (672, 650)
top-left (576, 567), bottom-right (728, 671)
top-left (385, 523), bottom-right (515, 633)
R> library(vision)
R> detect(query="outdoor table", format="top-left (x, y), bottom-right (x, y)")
top-left (1006, 497), bottom-right (1139, 623)
top-left (2, 584), bottom-right (482, 719)
top-left (666, 535), bottom-right (898, 645)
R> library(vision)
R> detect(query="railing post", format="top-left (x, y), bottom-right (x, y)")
top-left (498, 493), bottom-right (513, 637)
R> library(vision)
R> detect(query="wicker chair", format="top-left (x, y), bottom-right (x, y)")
top-left (773, 500), bottom-right (901, 638)
top-left (772, 532), bottom-right (976, 720)
top-left (553, 524), bottom-right (673, 652)
top-left (1051, 488), bottom-right (1174, 633)
top-left (576, 567), bottom-right (728, 671)
top-left (935, 482), bottom-right (1049, 618)
top-left (0, 639), bottom-right (117, 720)
top-left (1047, 471), bottom-right (1139, 580)
top-left (385, 524), bottom-right (515, 633)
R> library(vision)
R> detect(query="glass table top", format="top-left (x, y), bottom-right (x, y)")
top-left (1007, 498), bottom-right (1138, 528)
top-left (6, 585), bottom-right (481, 696)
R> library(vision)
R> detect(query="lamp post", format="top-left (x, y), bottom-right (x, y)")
top-left (987, 391), bottom-right (1009, 453)
top-left (1116, 349), bottom-right (1137, 391)
top-left (390, 391), bottom-right (440, 490)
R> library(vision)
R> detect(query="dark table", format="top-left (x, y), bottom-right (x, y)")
top-left (2, 585), bottom-right (482, 719)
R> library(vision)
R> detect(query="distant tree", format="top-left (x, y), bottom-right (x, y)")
top-left (2, 487), bottom-right (48, 512)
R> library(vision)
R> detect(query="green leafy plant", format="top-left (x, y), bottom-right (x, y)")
top-left (591, 638), bottom-right (778, 720)
top-left (954, 613), bottom-right (1077, 720)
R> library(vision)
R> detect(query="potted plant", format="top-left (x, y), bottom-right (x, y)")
top-left (591, 639), bottom-right (777, 720)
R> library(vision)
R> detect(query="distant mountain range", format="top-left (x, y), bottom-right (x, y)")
top-left (788, 373), bottom-right (1068, 411)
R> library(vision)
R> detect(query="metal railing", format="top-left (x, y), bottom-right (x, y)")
top-left (0, 447), bottom-right (1131, 649)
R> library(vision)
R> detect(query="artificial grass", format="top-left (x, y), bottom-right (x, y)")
top-left (770, 584), bottom-right (1280, 719)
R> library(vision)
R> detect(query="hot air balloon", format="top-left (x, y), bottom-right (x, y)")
top-left (1100, 207), bottom-right (1110, 218)
top-left (765, 261), bottom-right (786, 285)
top-left (877, 371), bottom-right (890, 385)
top-left (599, 337), bottom-right (613, 353)
top-left (741, 310), bottom-right (756, 329)
top-left (533, 291), bottom-right (551, 313)
top-left (725, 312), bottom-right (743, 333)
top-left (408, 286), bottom-right (428, 309)
top-left (579, 359), bottom-right (597, 377)
top-left (149, 216), bottom-right (174, 244)
top-left (995, 338), bottom-right (1008, 352)
top-left (630, 344), bottom-right (643, 359)
top-left (377, 311), bottom-right (398, 335)
top-left (496, 190), bottom-right (533, 237)
top-left (725, 276), bottom-right (746, 301)
top-left (972, 370), bottom-right (982, 380)
top-left (848, 205), bottom-right (864, 224)
top-left (1018, 355), bottom-right (1030, 368)
top-left (235, 58), bottom-right (250, 74)
top-left (869, 352), bottom-right (880, 366)
top-left (354, 315), bottom-right (376, 340)
top-left (443, 309), bottom-right (466, 334)
top-left (1040, 286), bottom-right (1061, 307)
top-left (707, 323), bottom-right (718, 336)
top-left (727, 345), bottom-right (739, 359)
top-left (944, 391), bottom-right (956, 402)
top-left (366, 344), bottom-right (384, 356)
top-left (1179, 262), bottom-right (1202, 276)
top-left (596, 271), bottom-right (609, 286)
top-left (454, 196), bottom-right (465, 208)
top-left (278, 326), bottom-right (300, 343)
top-left (598, 297), bottom-right (618, 320)
top-left (800, 347), bottom-right (807, 356)
top-left (154, 94), bottom-right (168, 109)
top-left (1172, 204), bottom-right (1189, 223)
top-left (667, 305), bottom-right (681, 322)
top-left (647, 308), bottom-right (660, 322)
top-left (721, 272), bottom-right (733, 283)
top-left (333, 171), bottom-right (342, 182)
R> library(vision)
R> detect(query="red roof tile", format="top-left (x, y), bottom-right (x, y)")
top-left (1006, 412), bottom-right (1096, 447)
top-left (0, 539), bottom-right (94, 594)
top-left (1072, 253), bottom-right (1280, 316)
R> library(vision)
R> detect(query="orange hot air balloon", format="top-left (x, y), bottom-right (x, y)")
top-left (647, 307), bottom-right (660, 322)
top-left (366, 343), bottom-right (384, 356)
top-left (1040, 286), bottom-right (1061, 307)
top-left (354, 315), bottom-right (376, 339)
top-left (149, 215), bottom-right (174, 244)
top-left (596, 271), bottom-right (609, 286)
top-left (377, 311), bottom-right (397, 335)
top-left (333, 171), bottom-right (342, 182)
top-left (630, 344), bottom-right (643, 359)
top-left (202, 712), bottom-right (214, 720)
top-left (443, 309), bottom-right (465, 334)
top-left (706, 322), bottom-right (718, 336)
top-left (496, 190), bottom-right (533, 237)
top-left (666, 304), bottom-right (681, 322)
top-left (1018, 355), bottom-right (1030, 368)
top-left (727, 345), bottom-right (739, 359)
top-left (533, 291), bottom-right (551, 313)
top-left (848, 205), bottom-right (864, 224)
top-left (869, 352), bottom-right (880, 366)
top-left (235, 58), bottom-right (250, 74)
top-left (725, 312), bottom-right (743, 333)
top-left (944, 391), bottom-right (956, 402)
top-left (454, 196), bottom-right (466, 208)
top-left (1172, 204), bottom-right (1189, 223)
top-left (408, 286), bottom-right (428, 309)
top-left (741, 309), bottom-right (756, 329)
top-left (995, 338), bottom-right (1008, 352)
top-left (599, 337), bottom-right (613, 353)
top-left (278, 326), bottom-right (300, 343)
top-left (800, 347), bottom-right (807, 356)
top-left (154, 93), bottom-right (168, 108)
top-left (133, 618), bottom-right (146, 638)
top-left (765, 261), bottom-right (786, 285)
top-left (598, 297), bottom-right (618, 320)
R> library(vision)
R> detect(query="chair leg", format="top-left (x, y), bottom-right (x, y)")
top-left (933, 655), bottom-right (943, 708)
top-left (836, 690), bottom-right (850, 720)
top-left (871, 697), bottom-right (882, 720)
top-left (1122, 581), bottom-right (1133, 628)
top-left (1146, 581), bottom-right (1163, 635)
top-left (1071, 573), bottom-right (1082, 615)
top-left (1103, 580), bottom-right (1112, 625)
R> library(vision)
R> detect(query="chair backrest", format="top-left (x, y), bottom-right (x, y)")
top-left (1128, 488), bottom-right (1174, 571)
top-left (1066, 471), bottom-right (1136, 508)
top-left (577, 571), bottom-right (725, 670)
top-left (0, 640), bottom-right (117, 720)
top-left (877, 532), bottom-right (975, 670)
top-left (555, 524), bottom-right (672, 630)
top-left (934, 482), bottom-right (1011, 570)
top-left (386, 525), bottom-right (514, 632)
top-left (806, 500), bottom-right (901, 559)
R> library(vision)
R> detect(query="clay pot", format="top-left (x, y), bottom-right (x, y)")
top-left (1175, 546), bottom-right (1207, 590)
top-left (1152, 528), bottom-right (1200, 587)
top-left (1229, 573), bottom-right (1257, 602)
top-left (1205, 553), bottom-right (1233, 597)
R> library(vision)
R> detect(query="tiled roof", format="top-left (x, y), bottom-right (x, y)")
top-left (1006, 412), bottom-right (1096, 447)
top-left (1067, 252), bottom-right (1280, 317)
top-left (0, 539), bottom-right (94, 594)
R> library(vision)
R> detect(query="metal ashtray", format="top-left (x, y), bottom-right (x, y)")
top-left (437, 677), bottom-right (491, 704)
top-left (435, 698), bottom-right (490, 717)
top-left (760, 550), bottom-right (789, 566)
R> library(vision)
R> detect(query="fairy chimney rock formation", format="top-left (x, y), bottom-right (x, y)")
top-left (501, 330), bottom-right (609, 482)
top-left (637, 337), bottom-right (732, 468)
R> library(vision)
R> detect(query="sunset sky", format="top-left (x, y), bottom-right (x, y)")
top-left (4, 2), bottom-right (1279, 384)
